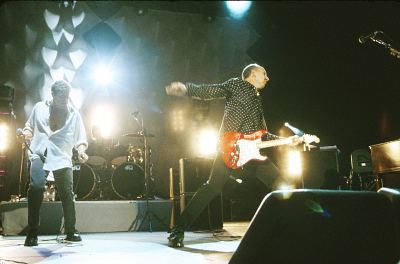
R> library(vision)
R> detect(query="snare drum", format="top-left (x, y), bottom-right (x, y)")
top-left (111, 162), bottom-right (145, 199)
top-left (72, 163), bottom-right (97, 200)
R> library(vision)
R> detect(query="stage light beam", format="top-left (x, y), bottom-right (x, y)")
top-left (91, 105), bottom-right (116, 139)
top-left (287, 150), bottom-right (302, 178)
top-left (92, 65), bottom-right (113, 86)
top-left (196, 129), bottom-right (218, 156)
top-left (226, 1), bottom-right (252, 19)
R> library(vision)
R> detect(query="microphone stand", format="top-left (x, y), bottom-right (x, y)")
top-left (129, 113), bottom-right (167, 232)
top-left (369, 34), bottom-right (400, 60)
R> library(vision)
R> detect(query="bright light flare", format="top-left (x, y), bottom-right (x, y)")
top-left (92, 65), bottom-right (113, 86)
top-left (0, 124), bottom-right (9, 151)
top-left (91, 105), bottom-right (115, 139)
top-left (197, 129), bottom-right (218, 156)
top-left (171, 109), bottom-right (184, 131)
top-left (277, 184), bottom-right (296, 199)
top-left (287, 150), bottom-right (302, 178)
top-left (226, 1), bottom-right (252, 19)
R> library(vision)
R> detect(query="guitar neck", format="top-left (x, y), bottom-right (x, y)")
top-left (256, 136), bottom-right (295, 149)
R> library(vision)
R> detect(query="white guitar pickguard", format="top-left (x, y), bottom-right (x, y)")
top-left (236, 138), bottom-right (267, 167)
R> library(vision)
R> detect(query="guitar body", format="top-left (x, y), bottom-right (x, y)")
top-left (220, 130), bottom-right (320, 169)
top-left (220, 130), bottom-right (268, 169)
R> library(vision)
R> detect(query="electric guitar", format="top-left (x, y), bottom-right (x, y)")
top-left (220, 130), bottom-right (320, 169)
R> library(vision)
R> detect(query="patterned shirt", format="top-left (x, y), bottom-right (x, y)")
top-left (23, 101), bottom-right (88, 171)
top-left (186, 77), bottom-right (267, 134)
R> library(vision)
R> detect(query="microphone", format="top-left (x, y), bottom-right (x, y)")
top-left (358, 31), bottom-right (381, 44)
top-left (284, 122), bottom-right (305, 136)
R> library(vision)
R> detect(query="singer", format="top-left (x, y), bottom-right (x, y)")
top-left (21, 80), bottom-right (88, 247)
top-left (165, 63), bottom-right (289, 247)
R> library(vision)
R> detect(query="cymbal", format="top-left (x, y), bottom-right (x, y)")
top-left (122, 132), bottom-right (155, 138)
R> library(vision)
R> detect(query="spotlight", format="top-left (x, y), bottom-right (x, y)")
top-left (136, 7), bottom-right (147, 16)
top-left (60, 1), bottom-right (77, 9)
top-left (171, 109), bottom-right (185, 132)
top-left (196, 128), bottom-right (218, 157)
top-left (286, 150), bottom-right (302, 178)
top-left (91, 105), bottom-right (115, 139)
top-left (225, 1), bottom-right (252, 19)
top-left (92, 65), bottom-right (113, 86)
top-left (0, 123), bottom-right (9, 152)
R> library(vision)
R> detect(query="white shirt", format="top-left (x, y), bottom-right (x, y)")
top-left (23, 101), bottom-right (88, 171)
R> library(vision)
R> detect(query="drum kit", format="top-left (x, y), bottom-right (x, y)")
top-left (72, 131), bottom-right (155, 200)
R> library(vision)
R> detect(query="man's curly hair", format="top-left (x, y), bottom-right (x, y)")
top-left (51, 80), bottom-right (71, 98)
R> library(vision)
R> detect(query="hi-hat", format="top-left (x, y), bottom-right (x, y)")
top-left (122, 132), bottom-right (155, 138)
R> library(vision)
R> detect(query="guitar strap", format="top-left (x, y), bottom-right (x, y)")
top-left (217, 112), bottom-right (227, 147)
top-left (262, 117), bottom-right (268, 131)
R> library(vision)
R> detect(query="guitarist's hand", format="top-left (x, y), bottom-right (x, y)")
top-left (165, 82), bottom-right (187, 96)
top-left (16, 128), bottom-right (33, 143)
top-left (76, 144), bottom-right (89, 163)
top-left (303, 134), bottom-right (320, 144)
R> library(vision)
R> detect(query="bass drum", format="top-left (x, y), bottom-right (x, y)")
top-left (111, 162), bottom-right (145, 199)
top-left (72, 163), bottom-right (97, 200)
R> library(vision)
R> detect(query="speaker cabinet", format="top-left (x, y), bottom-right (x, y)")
top-left (301, 146), bottom-right (341, 189)
top-left (180, 193), bottom-right (223, 231)
top-left (229, 189), bottom-right (400, 264)
top-left (179, 158), bottom-right (223, 231)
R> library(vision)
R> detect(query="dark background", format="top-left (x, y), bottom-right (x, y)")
top-left (1, 1), bottom-right (399, 199)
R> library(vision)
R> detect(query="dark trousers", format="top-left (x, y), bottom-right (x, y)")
top-left (27, 158), bottom-right (76, 235)
top-left (178, 155), bottom-right (281, 228)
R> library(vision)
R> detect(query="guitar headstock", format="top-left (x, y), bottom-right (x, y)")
top-left (301, 134), bottom-right (320, 144)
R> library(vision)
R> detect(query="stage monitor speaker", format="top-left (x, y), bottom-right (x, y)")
top-left (301, 146), bottom-right (341, 189)
top-left (179, 157), bottom-right (214, 193)
top-left (229, 189), bottom-right (400, 264)
top-left (378, 187), bottom-right (400, 243)
top-left (179, 158), bottom-right (223, 231)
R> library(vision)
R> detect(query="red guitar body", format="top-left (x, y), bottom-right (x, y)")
top-left (220, 130), bottom-right (268, 169)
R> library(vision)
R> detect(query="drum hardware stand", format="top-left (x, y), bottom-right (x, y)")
top-left (129, 112), bottom-right (167, 232)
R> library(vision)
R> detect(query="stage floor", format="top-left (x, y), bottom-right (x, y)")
top-left (0, 222), bottom-right (248, 264)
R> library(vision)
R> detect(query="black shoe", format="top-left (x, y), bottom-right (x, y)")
top-left (24, 234), bottom-right (38, 247)
top-left (65, 232), bottom-right (82, 242)
top-left (168, 226), bottom-right (184, 248)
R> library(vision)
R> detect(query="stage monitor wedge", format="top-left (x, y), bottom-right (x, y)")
top-left (229, 189), bottom-right (400, 264)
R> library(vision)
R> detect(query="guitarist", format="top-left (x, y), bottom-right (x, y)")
top-left (165, 63), bottom-right (287, 248)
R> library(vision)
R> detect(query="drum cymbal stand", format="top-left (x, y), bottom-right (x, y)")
top-left (15, 129), bottom-right (46, 201)
top-left (129, 112), bottom-right (167, 232)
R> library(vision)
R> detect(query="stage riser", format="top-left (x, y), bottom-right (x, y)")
top-left (0, 200), bottom-right (172, 235)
